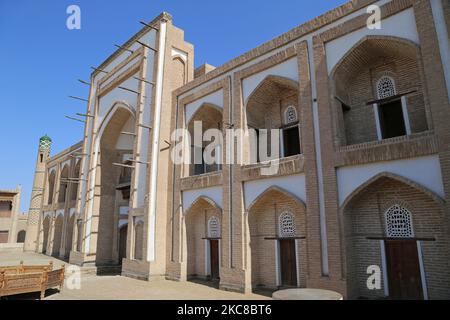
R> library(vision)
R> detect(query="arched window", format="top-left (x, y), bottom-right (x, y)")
top-left (47, 171), bottom-right (56, 205)
top-left (279, 212), bottom-right (296, 238)
top-left (16, 230), bottom-right (26, 243)
top-left (208, 216), bottom-right (220, 238)
top-left (376, 76), bottom-right (397, 99)
top-left (284, 106), bottom-right (298, 125)
top-left (385, 204), bottom-right (413, 238)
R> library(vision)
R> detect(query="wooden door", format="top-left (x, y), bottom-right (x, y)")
top-left (279, 239), bottom-right (297, 287)
top-left (210, 240), bottom-right (220, 280)
top-left (118, 225), bottom-right (127, 265)
top-left (385, 240), bottom-right (423, 300)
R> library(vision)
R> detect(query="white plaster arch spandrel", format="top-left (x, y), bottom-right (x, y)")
top-left (56, 209), bottom-right (64, 218)
top-left (185, 90), bottom-right (224, 124)
top-left (182, 187), bottom-right (223, 214)
top-left (96, 73), bottom-right (140, 130)
top-left (118, 219), bottom-right (128, 229)
top-left (43, 211), bottom-right (54, 219)
top-left (244, 174), bottom-right (306, 211)
top-left (325, 8), bottom-right (420, 74)
top-left (242, 57), bottom-right (299, 104)
top-left (337, 155), bottom-right (445, 206)
top-left (96, 101), bottom-right (136, 140)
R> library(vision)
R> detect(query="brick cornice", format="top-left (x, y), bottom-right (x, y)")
top-left (334, 132), bottom-right (439, 167)
top-left (179, 77), bottom-right (230, 108)
top-left (174, 0), bottom-right (378, 96)
top-left (316, 0), bottom-right (414, 44)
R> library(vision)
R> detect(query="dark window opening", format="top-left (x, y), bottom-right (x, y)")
top-left (194, 147), bottom-right (206, 175)
top-left (59, 184), bottom-right (67, 203)
top-left (255, 129), bottom-right (260, 163)
top-left (341, 103), bottom-right (351, 113)
top-left (379, 100), bottom-right (406, 139)
top-left (119, 161), bottom-right (132, 185)
top-left (283, 126), bottom-right (301, 157)
top-left (76, 220), bottom-right (83, 252)
top-left (40, 154), bottom-right (43, 163)
top-left (192, 146), bottom-right (221, 176)
top-left (17, 230), bottom-right (26, 243)
top-left (121, 187), bottom-right (130, 200)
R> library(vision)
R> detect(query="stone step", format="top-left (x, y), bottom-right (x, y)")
top-left (79, 265), bottom-right (122, 276)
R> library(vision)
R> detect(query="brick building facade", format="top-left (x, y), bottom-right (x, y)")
top-left (24, 0), bottom-right (450, 299)
top-left (0, 187), bottom-right (27, 247)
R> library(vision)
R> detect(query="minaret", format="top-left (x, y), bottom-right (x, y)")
top-left (24, 135), bottom-right (52, 251)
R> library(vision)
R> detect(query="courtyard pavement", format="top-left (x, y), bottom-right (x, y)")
top-left (0, 251), bottom-right (270, 300)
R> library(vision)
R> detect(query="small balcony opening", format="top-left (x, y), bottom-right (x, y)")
top-left (283, 126), bottom-right (300, 157)
top-left (378, 99), bottom-right (406, 139)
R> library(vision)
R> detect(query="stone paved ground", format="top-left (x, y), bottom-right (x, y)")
top-left (0, 252), bottom-right (270, 300)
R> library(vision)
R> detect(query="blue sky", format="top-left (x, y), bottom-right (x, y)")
top-left (0, 0), bottom-right (347, 212)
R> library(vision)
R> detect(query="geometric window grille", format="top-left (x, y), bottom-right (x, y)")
top-left (279, 212), bottom-right (296, 238)
top-left (208, 216), bottom-right (220, 238)
top-left (376, 76), bottom-right (397, 100)
top-left (284, 106), bottom-right (298, 125)
top-left (385, 204), bottom-right (414, 238)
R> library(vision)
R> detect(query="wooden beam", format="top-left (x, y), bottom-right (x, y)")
top-left (136, 40), bottom-right (157, 52)
top-left (68, 96), bottom-right (89, 102)
top-left (91, 66), bottom-right (108, 74)
top-left (114, 44), bottom-right (134, 54)
top-left (366, 236), bottom-right (436, 241)
top-left (366, 89), bottom-right (418, 106)
top-left (78, 79), bottom-right (91, 86)
top-left (112, 163), bottom-right (135, 169)
top-left (76, 113), bottom-right (94, 118)
top-left (139, 21), bottom-right (159, 31)
top-left (65, 116), bottom-right (86, 123)
top-left (264, 236), bottom-right (306, 240)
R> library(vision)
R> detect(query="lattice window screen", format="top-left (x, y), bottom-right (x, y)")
top-left (279, 212), bottom-right (296, 238)
top-left (376, 76), bottom-right (397, 99)
top-left (208, 216), bottom-right (220, 238)
top-left (385, 204), bottom-right (414, 238)
top-left (284, 106), bottom-right (298, 124)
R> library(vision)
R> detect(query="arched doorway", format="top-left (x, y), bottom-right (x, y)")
top-left (52, 215), bottom-right (63, 256)
top-left (16, 230), bottom-right (26, 243)
top-left (247, 187), bottom-right (306, 291)
top-left (184, 197), bottom-right (222, 281)
top-left (342, 174), bottom-right (450, 299)
top-left (95, 105), bottom-right (135, 266)
top-left (42, 215), bottom-right (50, 254)
top-left (70, 161), bottom-right (81, 202)
top-left (133, 220), bottom-right (144, 260)
top-left (47, 171), bottom-right (56, 205)
top-left (65, 214), bottom-right (75, 259)
top-left (118, 224), bottom-right (128, 265)
top-left (58, 165), bottom-right (69, 204)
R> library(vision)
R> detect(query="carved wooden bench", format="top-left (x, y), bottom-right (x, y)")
top-left (0, 263), bottom-right (64, 299)
top-left (0, 261), bottom-right (53, 275)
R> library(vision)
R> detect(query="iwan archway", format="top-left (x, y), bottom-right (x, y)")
top-left (184, 196), bottom-right (222, 283)
top-left (341, 172), bottom-right (450, 300)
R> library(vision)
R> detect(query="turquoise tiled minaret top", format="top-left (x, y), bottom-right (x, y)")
top-left (39, 134), bottom-right (52, 150)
